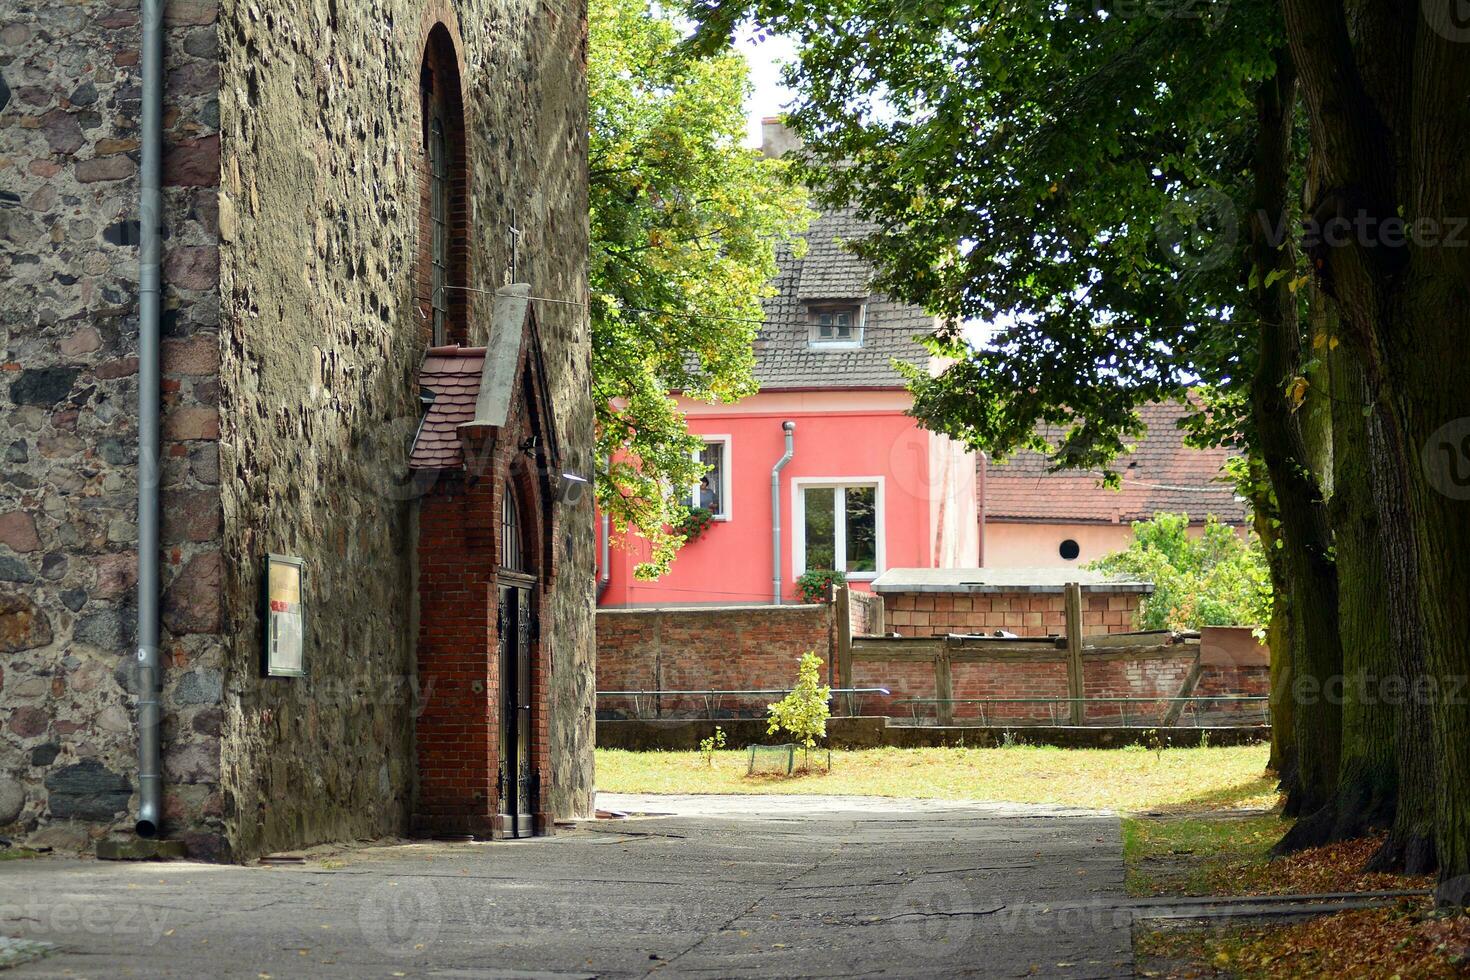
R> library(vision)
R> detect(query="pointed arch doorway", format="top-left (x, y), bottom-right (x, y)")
top-left (496, 480), bottom-right (536, 838)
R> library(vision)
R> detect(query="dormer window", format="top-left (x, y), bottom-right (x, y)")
top-left (807, 304), bottom-right (863, 348)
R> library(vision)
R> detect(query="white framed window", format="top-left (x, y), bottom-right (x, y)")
top-left (807, 304), bottom-right (864, 348)
top-left (689, 436), bottom-right (731, 520)
top-left (792, 478), bottom-right (884, 579)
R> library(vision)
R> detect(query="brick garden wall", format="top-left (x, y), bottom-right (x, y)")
top-left (597, 604), bottom-right (836, 718)
top-left (848, 590), bottom-right (884, 636)
top-left (1196, 665), bottom-right (1272, 723)
top-left (853, 654), bottom-right (1199, 723)
top-left (596, 595), bottom-right (1270, 725)
top-left (883, 590), bottom-right (1144, 637)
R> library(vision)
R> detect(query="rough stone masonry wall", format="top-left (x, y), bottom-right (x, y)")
top-left (597, 605), bottom-right (836, 719)
top-left (215, 0), bottom-right (592, 859)
top-left (884, 590), bottom-right (1143, 637)
top-left (0, 0), bottom-right (226, 853)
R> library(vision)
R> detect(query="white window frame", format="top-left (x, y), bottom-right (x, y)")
top-left (791, 476), bottom-right (885, 580)
top-left (689, 435), bottom-right (732, 521)
top-left (806, 303), bottom-right (865, 349)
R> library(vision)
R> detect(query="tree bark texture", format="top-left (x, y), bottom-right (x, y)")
top-left (1246, 52), bottom-right (1343, 825)
top-left (1280, 0), bottom-right (1470, 896)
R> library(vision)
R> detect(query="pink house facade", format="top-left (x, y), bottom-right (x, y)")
top-left (597, 202), bottom-right (978, 608)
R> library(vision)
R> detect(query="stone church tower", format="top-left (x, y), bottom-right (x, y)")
top-left (0, 0), bottom-right (594, 860)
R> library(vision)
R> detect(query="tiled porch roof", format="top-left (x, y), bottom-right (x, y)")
top-left (409, 345), bottom-right (486, 470)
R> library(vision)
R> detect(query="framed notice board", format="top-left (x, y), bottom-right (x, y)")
top-left (262, 554), bottom-right (306, 677)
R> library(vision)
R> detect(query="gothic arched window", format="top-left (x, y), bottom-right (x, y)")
top-left (502, 482), bottom-right (526, 573)
top-left (418, 27), bottom-right (467, 346)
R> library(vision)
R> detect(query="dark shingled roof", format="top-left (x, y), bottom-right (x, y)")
top-left (755, 209), bottom-right (936, 389)
top-left (409, 345), bottom-right (485, 470)
top-left (795, 209), bottom-right (873, 300)
top-left (982, 402), bottom-right (1250, 525)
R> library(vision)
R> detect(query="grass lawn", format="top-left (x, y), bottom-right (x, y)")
top-left (0, 848), bottom-right (42, 861)
top-left (1123, 814), bottom-right (1285, 897)
top-left (596, 743), bottom-right (1278, 813)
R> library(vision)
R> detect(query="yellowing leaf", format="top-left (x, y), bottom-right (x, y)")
top-left (1286, 375), bottom-right (1310, 410)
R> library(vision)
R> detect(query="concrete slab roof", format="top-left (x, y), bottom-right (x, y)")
top-left (871, 567), bottom-right (1155, 594)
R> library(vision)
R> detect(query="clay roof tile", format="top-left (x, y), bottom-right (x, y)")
top-left (408, 345), bottom-right (487, 470)
top-left (982, 402), bottom-right (1249, 525)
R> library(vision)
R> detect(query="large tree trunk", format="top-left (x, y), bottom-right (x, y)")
top-left (1279, 333), bottom-right (1397, 852)
top-left (1280, 0), bottom-right (1469, 896)
top-left (1397, 357), bottom-right (1470, 900)
top-left (1325, 344), bottom-right (1396, 836)
top-left (1252, 473), bottom-right (1296, 785)
top-left (1360, 379), bottom-right (1438, 875)
top-left (1246, 52), bottom-right (1343, 827)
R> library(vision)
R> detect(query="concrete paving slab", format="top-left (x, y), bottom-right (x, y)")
top-left (0, 794), bottom-right (1133, 978)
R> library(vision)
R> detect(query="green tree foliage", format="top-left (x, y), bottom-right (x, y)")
top-left (694, 0), bottom-right (1470, 896)
top-left (1088, 514), bottom-right (1272, 632)
top-left (692, 0), bottom-right (1281, 472)
top-left (687, 0), bottom-right (1340, 857)
top-left (591, 0), bottom-right (810, 578)
top-left (766, 652), bottom-right (831, 749)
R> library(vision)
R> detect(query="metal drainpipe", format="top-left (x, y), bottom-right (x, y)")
top-left (770, 421), bottom-right (796, 604)
top-left (977, 451), bottom-right (988, 568)
top-left (134, 0), bottom-right (164, 838)
top-left (596, 513), bottom-right (611, 600)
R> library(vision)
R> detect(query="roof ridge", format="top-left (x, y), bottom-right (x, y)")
top-left (425, 344), bottom-right (488, 357)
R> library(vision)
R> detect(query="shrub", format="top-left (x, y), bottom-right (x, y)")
top-left (795, 568), bottom-right (843, 604)
top-left (699, 726), bottom-right (726, 766)
top-left (767, 651), bottom-right (831, 749)
top-left (1087, 512), bottom-right (1271, 631)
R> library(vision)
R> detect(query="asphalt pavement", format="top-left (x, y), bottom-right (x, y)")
top-left (0, 793), bottom-right (1135, 978)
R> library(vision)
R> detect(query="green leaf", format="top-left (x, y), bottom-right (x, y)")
top-left (590, 0), bottom-right (812, 579)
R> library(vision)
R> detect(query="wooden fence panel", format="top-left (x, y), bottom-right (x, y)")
top-left (1064, 583), bottom-right (1085, 724)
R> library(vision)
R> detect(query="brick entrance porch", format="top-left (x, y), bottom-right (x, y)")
top-left (408, 287), bottom-right (564, 839)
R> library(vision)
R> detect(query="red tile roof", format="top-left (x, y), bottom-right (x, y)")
top-left (982, 402), bottom-right (1249, 525)
top-left (408, 345), bottom-right (486, 470)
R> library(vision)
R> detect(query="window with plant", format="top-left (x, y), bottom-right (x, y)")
top-left (799, 483), bottom-right (878, 577)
